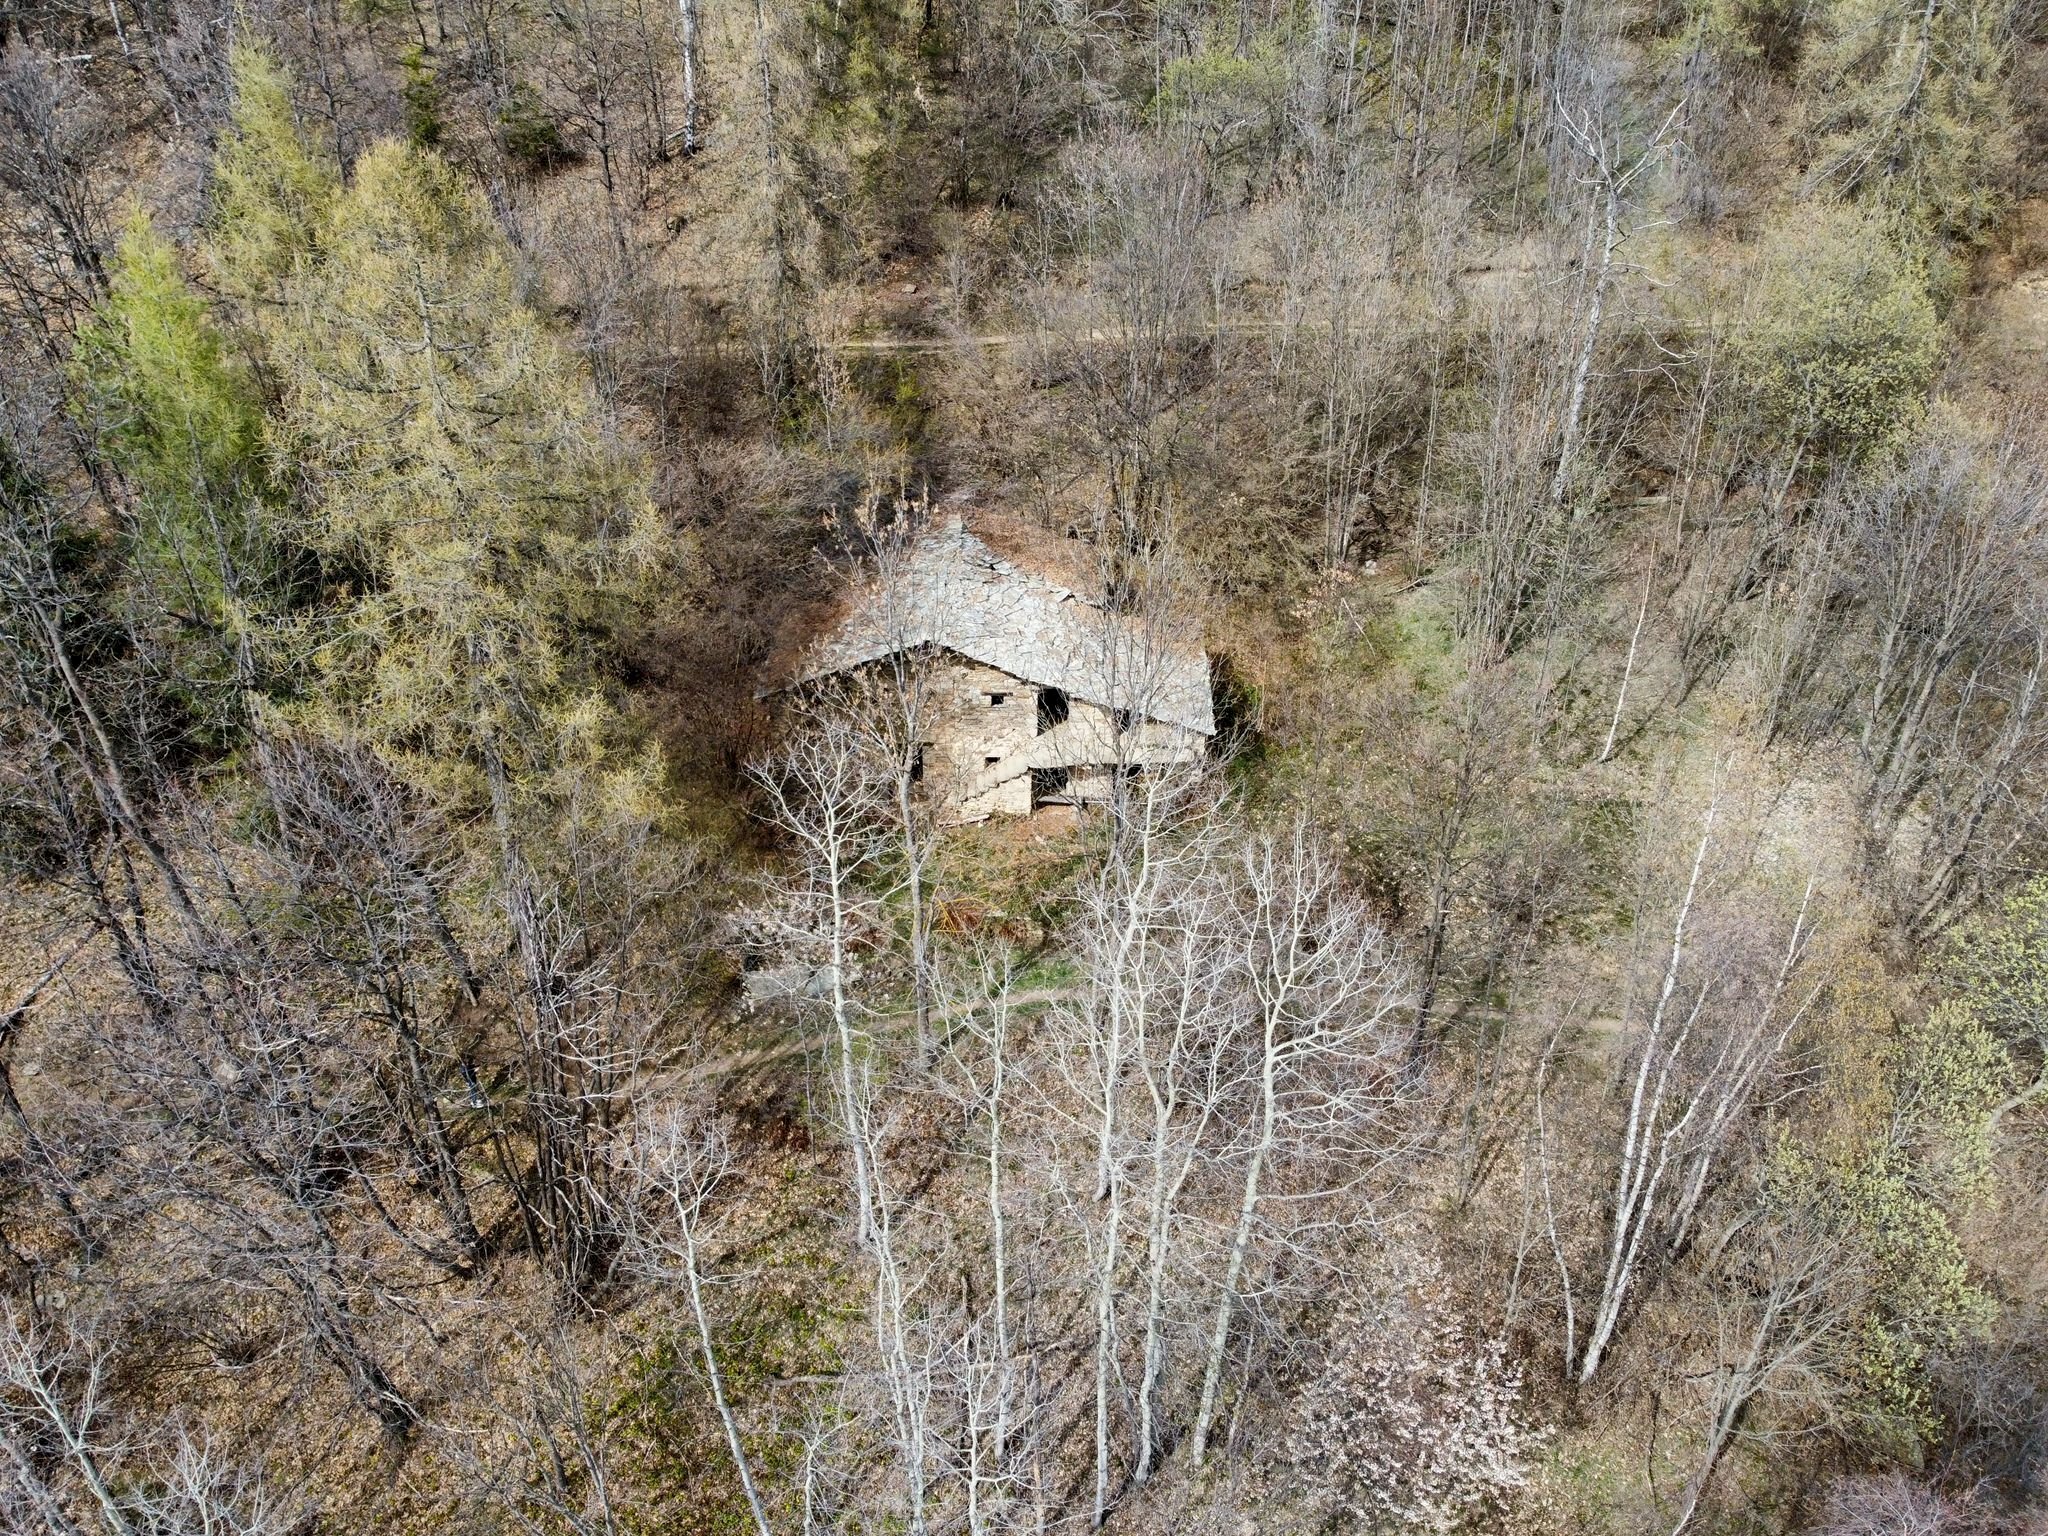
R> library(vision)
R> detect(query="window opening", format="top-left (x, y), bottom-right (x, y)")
top-left (1037, 687), bottom-right (1070, 734)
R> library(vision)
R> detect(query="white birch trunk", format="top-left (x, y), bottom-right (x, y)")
top-left (1577, 790), bottom-right (1717, 1384)
top-left (678, 0), bottom-right (700, 153)
top-left (1188, 1031), bottom-right (1274, 1466)
top-left (676, 1188), bottom-right (774, 1536)
top-left (1600, 565), bottom-right (1653, 762)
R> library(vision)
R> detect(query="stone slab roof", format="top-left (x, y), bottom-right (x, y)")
top-left (790, 522), bottom-right (1216, 735)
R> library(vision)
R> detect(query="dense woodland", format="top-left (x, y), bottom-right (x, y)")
top-left (2, 0), bottom-right (2048, 1528)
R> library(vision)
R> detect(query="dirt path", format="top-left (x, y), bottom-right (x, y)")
top-left (678, 982), bottom-right (1082, 1083)
top-left (824, 310), bottom-right (1716, 354)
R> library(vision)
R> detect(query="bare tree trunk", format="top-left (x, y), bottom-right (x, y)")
top-left (1549, 97), bottom-right (1677, 509)
top-left (859, 1069), bottom-right (935, 1535)
top-left (1192, 825), bottom-right (1410, 1463)
top-left (674, 1144), bottom-right (774, 1536)
top-left (1667, 1216), bottom-right (1858, 1535)
top-left (1550, 177), bottom-right (1618, 511)
top-left (755, 719), bottom-right (883, 1248)
top-left (1600, 565), bottom-right (1654, 762)
top-left (1578, 788), bottom-right (1718, 1385)
top-left (1132, 1016), bottom-right (1210, 1487)
top-left (824, 827), bottom-right (879, 1246)
top-left (1091, 1165), bottom-right (1124, 1528)
top-left (0, 1311), bottom-right (134, 1536)
top-left (753, 0), bottom-right (787, 288)
top-left (1188, 1033), bottom-right (1272, 1467)
top-left (0, 938), bottom-right (96, 1259)
top-left (678, 0), bottom-right (701, 153)
top-left (975, 972), bottom-right (1015, 1463)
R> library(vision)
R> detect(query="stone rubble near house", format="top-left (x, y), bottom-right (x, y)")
top-left (741, 960), bottom-right (841, 1011)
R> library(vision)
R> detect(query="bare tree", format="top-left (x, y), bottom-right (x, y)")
top-left (675, 0), bottom-right (701, 153)
top-left (1808, 1474), bottom-right (1981, 1536)
top-left (849, 1056), bottom-right (944, 1536)
top-left (1261, 177), bottom-right (1433, 571)
top-left (474, 718), bottom-right (696, 1297)
top-left (441, 1325), bottom-right (629, 1536)
top-left (1449, 293), bottom-right (1583, 659)
top-left (0, 935), bottom-right (96, 1260)
top-left (0, 46), bottom-right (112, 351)
top-left (0, 1304), bottom-right (282, 1536)
top-left (1837, 423), bottom-right (2048, 932)
top-left (1038, 757), bottom-right (1221, 1524)
top-left (1026, 130), bottom-right (1217, 557)
top-left (616, 1106), bottom-right (774, 1536)
top-left (546, 0), bottom-right (653, 258)
top-left (105, 960), bottom-right (427, 1439)
top-left (1126, 862), bottom-right (1237, 1487)
top-left (0, 1305), bottom-right (131, 1536)
top-left (752, 710), bottom-right (890, 1248)
top-left (253, 735), bottom-right (486, 1273)
top-left (935, 947), bottom-right (1024, 1478)
top-left (1, 460), bottom-right (437, 1435)
top-left (1548, 78), bottom-right (1676, 510)
top-left (1666, 1203), bottom-right (1866, 1536)
top-left (853, 500), bottom-right (959, 1058)
top-left (1571, 785), bottom-right (1825, 1386)
top-left (1188, 818), bottom-right (1412, 1464)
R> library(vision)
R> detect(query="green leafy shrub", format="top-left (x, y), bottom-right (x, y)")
top-left (499, 82), bottom-right (570, 170)
top-left (401, 45), bottom-right (443, 149)
top-left (1731, 204), bottom-right (1940, 461)
top-left (1790, 965), bottom-right (2013, 1452)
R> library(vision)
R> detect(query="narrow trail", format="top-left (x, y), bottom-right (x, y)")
top-left (677, 982), bottom-right (1082, 1083)
top-left (827, 322), bottom-right (1272, 354)
top-left (824, 311), bottom-right (1717, 354)
top-left (819, 255), bottom-right (1721, 355)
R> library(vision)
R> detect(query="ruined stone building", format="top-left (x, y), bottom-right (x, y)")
top-left (784, 517), bottom-right (1215, 823)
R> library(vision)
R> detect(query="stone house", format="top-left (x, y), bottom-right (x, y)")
top-left (784, 518), bottom-right (1215, 823)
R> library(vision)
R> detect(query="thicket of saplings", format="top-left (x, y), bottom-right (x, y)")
top-left (1, 0), bottom-right (2045, 1529)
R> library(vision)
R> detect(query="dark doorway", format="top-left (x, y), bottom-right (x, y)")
top-left (1037, 687), bottom-right (1069, 734)
top-left (1031, 766), bottom-right (1071, 803)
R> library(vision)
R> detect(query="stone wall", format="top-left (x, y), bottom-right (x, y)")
top-left (926, 657), bottom-right (1036, 820)
top-left (863, 655), bottom-right (1209, 824)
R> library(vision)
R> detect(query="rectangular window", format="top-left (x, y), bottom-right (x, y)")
top-left (984, 755), bottom-right (1002, 768)
top-left (1031, 766), bottom-right (1070, 802)
top-left (1037, 687), bottom-right (1070, 734)
top-left (988, 692), bottom-right (1008, 706)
